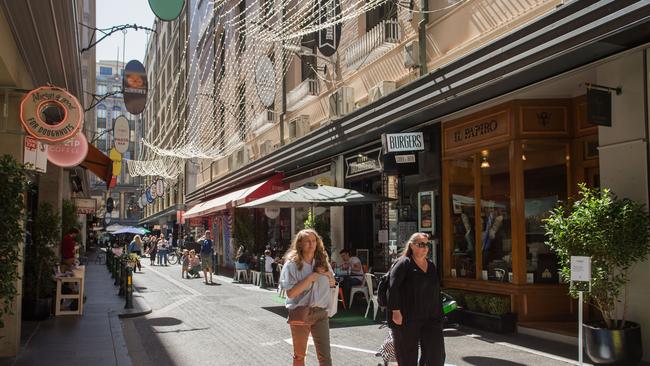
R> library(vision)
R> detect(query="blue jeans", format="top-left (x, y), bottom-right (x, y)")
top-left (157, 249), bottom-right (168, 265)
top-left (235, 262), bottom-right (249, 270)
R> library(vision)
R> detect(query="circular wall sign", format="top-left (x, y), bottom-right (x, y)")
top-left (113, 116), bottom-right (130, 154)
top-left (47, 133), bottom-right (89, 168)
top-left (255, 56), bottom-right (276, 108)
top-left (264, 207), bottom-right (280, 219)
top-left (155, 179), bottom-right (165, 197)
top-left (106, 197), bottom-right (114, 213)
top-left (20, 86), bottom-right (83, 143)
top-left (148, 0), bottom-right (185, 21)
top-left (104, 212), bottom-right (112, 224)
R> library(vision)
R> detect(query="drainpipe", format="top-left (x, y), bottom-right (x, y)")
top-left (418, 0), bottom-right (429, 76)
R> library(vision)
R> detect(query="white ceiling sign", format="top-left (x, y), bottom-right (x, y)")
top-left (255, 56), bottom-right (276, 108)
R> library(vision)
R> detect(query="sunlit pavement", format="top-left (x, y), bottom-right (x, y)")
top-left (122, 262), bottom-right (585, 366)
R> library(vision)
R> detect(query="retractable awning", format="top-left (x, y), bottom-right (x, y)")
top-left (80, 142), bottom-right (113, 189)
top-left (184, 173), bottom-right (286, 219)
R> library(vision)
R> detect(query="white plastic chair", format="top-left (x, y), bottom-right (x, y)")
top-left (349, 274), bottom-right (369, 308)
top-left (235, 269), bottom-right (249, 283)
top-left (365, 273), bottom-right (381, 320)
top-left (250, 270), bottom-right (260, 285)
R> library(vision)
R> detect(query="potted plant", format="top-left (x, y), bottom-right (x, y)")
top-left (444, 289), bottom-right (517, 333)
top-left (545, 184), bottom-right (650, 365)
top-left (22, 203), bottom-right (60, 321)
top-left (0, 155), bottom-right (28, 327)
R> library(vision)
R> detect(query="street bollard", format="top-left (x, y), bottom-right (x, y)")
top-left (107, 250), bottom-right (113, 274)
top-left (118, 260), bottom-right (125, 297)
top-left (113, 255), bottom-right (119, 284)
top-left (259, 254), bottom-right (265, 289)
top-left (124, 266), bottom-right (133, 309)
top-left (214, 251), bottom-right (219, 276)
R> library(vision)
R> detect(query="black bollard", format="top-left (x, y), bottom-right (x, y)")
top-left (124, 266), bottom-right (133, 309)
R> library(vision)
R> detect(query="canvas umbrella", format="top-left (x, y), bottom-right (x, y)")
top-left (112, 226), bottom-right (149, 235)
top-left (239, 182), bottom-right (394, 208)
top-left (106, 224), bottom-right (126, 233)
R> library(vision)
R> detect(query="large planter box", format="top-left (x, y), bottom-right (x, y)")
top-left (460, 309), bottom-right (517, 333)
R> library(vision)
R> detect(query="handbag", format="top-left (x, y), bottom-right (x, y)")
top-left (287, 306), bottom-right (313, 325)
top-left (327, 285), bottom-right (338, 318)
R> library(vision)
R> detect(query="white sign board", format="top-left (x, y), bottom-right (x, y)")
top-left (113, 116), bottom-right (130, 154)
top-left (570, 256), bottom-right (591, 282)
top-left (23, 136), bottom-right (47, 173)
top-left (383, 132), bottom-right (425, 153)
top-left (155, 179), bottom-right (164, 197)
top-left (74, 198), bottom-right (96, 214)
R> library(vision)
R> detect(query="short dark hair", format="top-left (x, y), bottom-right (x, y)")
top-left (67, 228), bottom-right (80, 235)
top-left (339, 248), bottom-right (350, 255)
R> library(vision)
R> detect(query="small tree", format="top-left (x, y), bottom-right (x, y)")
top-left (24, 203), bottom-right (60, 302)
top-left (304, 209), bottom-right (331, 252)
top-left (61, 199), bottom-right (80, 239)
top-left (544, 184), bottom-right (650, 329)
top-left (0, 155), bottom-right (28, 327)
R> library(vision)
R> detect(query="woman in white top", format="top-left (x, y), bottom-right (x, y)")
top-left (280, 229), bottom-right (335, 366)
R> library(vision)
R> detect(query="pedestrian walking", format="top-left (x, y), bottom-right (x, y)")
top-left (388, 232), bottom-right (446, 366)
top-left (157, 234), bottom-right (169, 266)
top-left (200, 231), bottom-right (217, 285)
top-left (128, 235), bottom-right (143, 272)
top-left (280, 229), bottom-right (335, 366)
top-left (147, 235), bottom-right (158, 266)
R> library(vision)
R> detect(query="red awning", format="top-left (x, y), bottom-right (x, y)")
top-left (184, 173), bottom-right (286, 219)
top-left (80, 142), bottom-right (113, 189)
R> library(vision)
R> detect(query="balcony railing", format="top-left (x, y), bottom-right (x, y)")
top-left (286, 78), bottom-right (320, 112)
top-left (345, 19), bottom-right (400, 70)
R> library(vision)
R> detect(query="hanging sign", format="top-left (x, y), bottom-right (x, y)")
top-left (148, 0), bottom-right (185, 21)
top-left (74, 198), bottom-right (96, 215)
top-left (141, 192), bottom-right (148, 207)
top-left (382, 132), bottom-right (425, 153)
top-left (106, 197), bottom-right (114, 213)
top-left (587, 88), bottom-right (612, 126)
top-left (20, 86), bottom-right (83, 143)
top-left (138, 195), bottom-right (144, 209)
top-left (23, 136), bottom-right (48, 173)
top-left (264, 207), bottom-right (281, 219)
top-left (317, 0), bottom-right (342, 57)
top-left (113, 116), bottom-right (130, 153)
top-left (47, 133), bottom-right (89, 168)
top-left (146, 187), bottom-right (154, 203)
top-left (155, 179), bottom-right (165, 197)
top-left (123, 60), bottom-right (148, 114)
top-left (345, 147), bottom-right (382, 178)
top-left (255, 56), bottom-right (276, 108)
top-left (104, 212), bottom-right (112, 224)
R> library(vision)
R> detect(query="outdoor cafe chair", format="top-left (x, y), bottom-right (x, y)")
top-left (349, 274), bottom-right (369, 308)
top-left (364, 273), bottom-right (381, 320)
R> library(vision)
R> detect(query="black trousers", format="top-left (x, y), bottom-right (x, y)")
top-left (392, 320), bottom-right (445, 366)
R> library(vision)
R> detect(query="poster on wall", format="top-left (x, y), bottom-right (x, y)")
top-left (23, 136), bottom-right (48, 172)
top-left (418, 191), bottom-right (434, 233)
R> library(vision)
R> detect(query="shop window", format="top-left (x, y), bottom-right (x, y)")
top-left (448, 156), bottom-right (476, 279)
top-left (479, 148), bottom-right (512, 282)
top-left (523, 144), bottom-right (568, 284)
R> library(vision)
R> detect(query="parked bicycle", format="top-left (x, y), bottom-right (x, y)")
top-left (167, 247), bottom-right (181, 265)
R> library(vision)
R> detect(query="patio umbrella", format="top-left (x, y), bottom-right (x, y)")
top-left (135, 226), bottom-right (151, 234)
top-left (239, 183), bottom-right (394, 208)
top-left (106, 224), bottom-right (125, 233)
top-left (112, 226), bottom-right (148, 235)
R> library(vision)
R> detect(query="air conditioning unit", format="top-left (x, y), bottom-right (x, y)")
top-left (288, 115), bottom-right (310, 141)
top-left (368, 80), bottom-right (396, 103)
top-left (328, 86), bottom-right (355, 118)
top-left (259, 140), bottom-right (273, 157)
top-left (403, 40), bottom-right (420, 69)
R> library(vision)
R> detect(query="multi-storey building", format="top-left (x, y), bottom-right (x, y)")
top-left (90, 60), bottom-right (143, 226)
top-left (139, 8), bottom-right (188, 239)
top-left (175, 0), bottom-right (650, 357)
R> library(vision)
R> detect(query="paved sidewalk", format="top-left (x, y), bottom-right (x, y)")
top-left (1, 260), bottom-right (150, 366)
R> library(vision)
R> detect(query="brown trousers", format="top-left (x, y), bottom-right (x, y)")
top-left (289, 307), bottom-right (332, 366)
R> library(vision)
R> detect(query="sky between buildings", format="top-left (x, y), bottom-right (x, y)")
top-left (96, 0), bottom-right (155, 64)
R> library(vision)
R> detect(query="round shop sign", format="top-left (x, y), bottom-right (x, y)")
top-left (47, 133), bottom-right (88, 168)
top-left (141, 192), bottom-right (148, 206)
top-left (146, 187), bottom-right (154, 203)
top-left (138, 195), bottom-right (144, 209)
top-left (155, 179), bottom-right (164, 197)
top-left (264, 207), bottom-right (280, 219)
top-left (113, 116), bottom-right (130, 154)
top-left (148, 0), bottom-right (185, 21)
top-left (20, 86), bottom-right (83, 143)
top-left (104, 212), bottom-right (112, 224)
top-left (123, 60), bottom-right (148, 115)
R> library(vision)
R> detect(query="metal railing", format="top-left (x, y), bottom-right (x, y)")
top-left (345, 19), bottom-right (400, 70)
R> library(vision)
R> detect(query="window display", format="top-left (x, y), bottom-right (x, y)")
top-left (448, 156), bottom-right (476, 278)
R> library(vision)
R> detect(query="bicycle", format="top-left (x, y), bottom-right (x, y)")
top-left (167, 247), bottom-right (181, 265)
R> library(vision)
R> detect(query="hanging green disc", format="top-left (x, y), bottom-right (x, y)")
top-left (148, 0), bottom-right (185, 21)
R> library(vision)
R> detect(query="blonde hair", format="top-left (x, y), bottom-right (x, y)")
top-left (134, 235), bottom-right (142, 246)
top-left (284, 229), bottom-right (329, 271)
top-left (401, 232), bottom-right (429, 258)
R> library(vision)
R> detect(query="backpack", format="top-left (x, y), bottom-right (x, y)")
top-left (377, 271), bottom-right (391, 308)
top-left (201, 239), bottom-right (212, 255)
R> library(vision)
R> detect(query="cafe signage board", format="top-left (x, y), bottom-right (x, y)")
top-left (382, 132), bottom-right (424, 153)
top-left (345, 147), bottom-right (382, 178)
top-left (444, 110), bottom-right (509, 152)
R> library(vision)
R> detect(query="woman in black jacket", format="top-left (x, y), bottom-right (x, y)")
top-left (388, 232), bottom-right (446, 366)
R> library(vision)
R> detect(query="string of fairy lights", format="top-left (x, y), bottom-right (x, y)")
top-left (126, 0), bottom-right (464, 182)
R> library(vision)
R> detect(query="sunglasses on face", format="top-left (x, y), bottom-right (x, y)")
top-left (413, 241), bottom-right (429, 248)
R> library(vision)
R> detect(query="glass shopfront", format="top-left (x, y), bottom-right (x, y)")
top-left (442, 99), bottom-right (599, 322)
